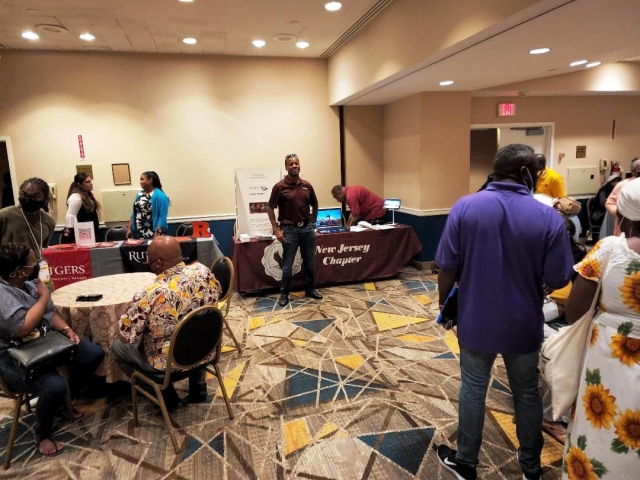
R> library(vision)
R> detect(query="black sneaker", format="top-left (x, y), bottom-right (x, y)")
top-left (517, 451), bottom-right (542, 480)
top-left (437, 445), bottom-right (477, 480)
top-left (278, 294), bottom-right (289, 307)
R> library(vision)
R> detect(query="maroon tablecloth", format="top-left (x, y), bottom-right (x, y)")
top-left (232, 224), bottom-right (422, 292)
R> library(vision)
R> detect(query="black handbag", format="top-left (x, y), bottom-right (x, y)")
top-left (7, 326), bottom-right (76, 381)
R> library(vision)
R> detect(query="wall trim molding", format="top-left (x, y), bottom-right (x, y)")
top-left (54, 213), bottom-right (237, 230)
top-left (397, 207), bottom-right (451, 217)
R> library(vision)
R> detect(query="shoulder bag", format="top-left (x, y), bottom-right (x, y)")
top-left (7, 324), bottom-right (76, 382)
top-left (538, 246), bottom-right (611, 421)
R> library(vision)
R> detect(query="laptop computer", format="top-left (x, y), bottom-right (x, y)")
top-left (316, 208), bottom-right (347, 234)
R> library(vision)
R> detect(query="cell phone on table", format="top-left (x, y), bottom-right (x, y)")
top-left (76, 294), bottom-right (103, 302)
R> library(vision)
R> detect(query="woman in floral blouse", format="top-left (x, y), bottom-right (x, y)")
top-left (563, 180), bottom-right (640, 479)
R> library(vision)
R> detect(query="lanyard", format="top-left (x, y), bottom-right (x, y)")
top-left (20, 208), bottom-right (44, 261)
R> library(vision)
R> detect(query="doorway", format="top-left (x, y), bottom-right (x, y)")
top-left (0, 141), bottom-right (15, 208)
top-left (470, 129), bottom-right (498, 193)
top-left (469, 122), bottom-right (555, 193)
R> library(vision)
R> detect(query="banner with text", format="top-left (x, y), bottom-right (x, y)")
top-left (44, 248), bottom-right (93, 289)
top-left (235, 167), bottom-right (281, 237)
top-left (120, 241), bottom-right (198, 273)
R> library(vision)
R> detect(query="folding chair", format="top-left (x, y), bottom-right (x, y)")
top-left (211, 257), bottom-right (242, 352)
top-left (0, 375), bottom-right (28, 469)
top-left (130, 306), bottom-right (233, 453)
top-left (105, 226), bottom-right (128, 242)
top-left (586, 197), bottom-right (601, 242)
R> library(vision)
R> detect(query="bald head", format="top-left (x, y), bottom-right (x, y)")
top-left (147, 236), bottom-right (183, 273)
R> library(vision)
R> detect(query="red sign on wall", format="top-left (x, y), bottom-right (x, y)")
top-left (498, 103), bottom-right (516, 117)
top-left (78, 135), bottom-right (85, 159)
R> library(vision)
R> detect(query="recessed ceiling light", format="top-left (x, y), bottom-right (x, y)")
top-left (178, 0), bottom-right (194, 3)
top-left (570, 60), bottom-right (588, 67)
top-left (325, 2), bottom-right (342, 11)
top-left (439, 80), bottom-right (454, 86)
top-left (529, 47), bottom-right (550, 55)
top-left (22, 31), bottom-right (39, 40)
top-left (252, 39), bottom-right (266, 48)
top-left (296, 41), bottom-right (309, 49)
top-left (182, 37), bottom-right (197, 45)
top-left (586, 61), bottom-right (601, 68)
top-left (79, 33), bottom-right (95, 41)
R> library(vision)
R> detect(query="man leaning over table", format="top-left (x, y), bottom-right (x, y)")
top-left (331, 184), bottom-right (387, 227)
top-left (267, 154), bottom-right (323, 308)
top-left (110, 236), bottom-right (220, 409)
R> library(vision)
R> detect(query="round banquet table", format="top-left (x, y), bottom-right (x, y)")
top-left (52, 272), bottom-right (156, 382)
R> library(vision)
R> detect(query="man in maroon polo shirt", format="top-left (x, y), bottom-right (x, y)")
top-left (331, 185), bottom-right (387, 227)
top-left (267, 154), bottom-right (323, 307)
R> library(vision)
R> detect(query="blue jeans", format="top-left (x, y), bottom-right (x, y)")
top-left (457, 345), bottom-right (543, 477)
top-left (281, 223), bottom-right (316, 295)
top-left (0, 339), bottom-right (104, 440)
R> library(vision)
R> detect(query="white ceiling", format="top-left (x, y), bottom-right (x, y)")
top-left (343, 0), bottom-right (640, 105)
top-left (0, 0), bottom-right (382, 57)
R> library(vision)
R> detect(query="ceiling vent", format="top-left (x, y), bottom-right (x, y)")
top-left (273, 34), bottom-right (297, 43)
top-left (320, 0), bottom-right (394, 58)
top-left (35, 24), bottom-right (68, 34)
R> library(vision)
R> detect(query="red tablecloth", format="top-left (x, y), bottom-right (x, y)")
top-left (232, 224), bottom-right (422, 292)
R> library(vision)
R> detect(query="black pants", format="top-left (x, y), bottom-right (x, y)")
top-left (0, 340), bottom-right (104, 440)
top-left (281, 223), bottom-right (316, 295)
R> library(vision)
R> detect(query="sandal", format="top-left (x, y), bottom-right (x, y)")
top-left (36, 437), bottom-right (64, 457)
top-left (542, 419), bottom-right (567, 443)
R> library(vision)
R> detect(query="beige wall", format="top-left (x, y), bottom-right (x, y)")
top-left (383, 94), bottom-right (421, 209)
top-left (471, 96), bottom-right (640, 179)
top-left (343, 106), bottom-right (384, 195)
top-left (0, 51), bottom-right (340, 224)
top-left (420, 92), bottom-right (471, 209)
top-left (328, 0), bottom-right (539, 104)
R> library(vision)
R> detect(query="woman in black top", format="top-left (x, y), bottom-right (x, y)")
top-left (61, 173), bottom-right (100, 244)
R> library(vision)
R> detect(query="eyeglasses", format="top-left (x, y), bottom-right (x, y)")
top-left (285, 154), bottom-right (298, 160)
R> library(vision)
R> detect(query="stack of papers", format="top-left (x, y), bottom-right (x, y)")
top-left (348, 226), bottom-right (366, 232)
top-left (371, 224), bottom-right (396, 230)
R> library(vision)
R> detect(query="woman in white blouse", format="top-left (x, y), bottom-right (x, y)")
top-left (60, 173), bottom-right (100, 244)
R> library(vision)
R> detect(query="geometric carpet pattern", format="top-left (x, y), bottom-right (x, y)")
top-left (0, 267), bottom-right (563, 479)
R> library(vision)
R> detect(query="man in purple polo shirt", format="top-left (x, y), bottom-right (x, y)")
top-left (435, 144), bottom-right (573, 480)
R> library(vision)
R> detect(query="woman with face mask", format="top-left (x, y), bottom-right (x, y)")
top-left (0, 243), bottom-right (104, 457)
top-left (0, 178), bottom-right (56, 262)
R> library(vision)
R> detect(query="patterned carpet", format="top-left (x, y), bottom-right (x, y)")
top-left (0, 267), bottom-right (564, 479)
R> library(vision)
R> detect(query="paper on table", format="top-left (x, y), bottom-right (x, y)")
top-left (348, 226), bottom-right (366, 232)
top-left (371, 224), bottom-right (396, 230)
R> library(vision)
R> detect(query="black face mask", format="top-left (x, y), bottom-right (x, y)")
top-left (19, 197), bottom-right (46, 213)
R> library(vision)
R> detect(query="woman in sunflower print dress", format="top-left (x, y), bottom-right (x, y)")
top-left (563, 180), bottom-right (640, 479)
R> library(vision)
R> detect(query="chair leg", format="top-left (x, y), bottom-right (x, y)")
top-left (151, 384), bottom-right (180, 454)
top-left (222, 317), bottom-right (242, 353)
top-left (212, 364), bottom-right (234, 420)
top-left (5, 393), bottom-right (23, 470)
top-left (131, 380), bottom-right (139, 426)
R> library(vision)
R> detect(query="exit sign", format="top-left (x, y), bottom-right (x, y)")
top-left (498, 103), bottom-right (516, 117)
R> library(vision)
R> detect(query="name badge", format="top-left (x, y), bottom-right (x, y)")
top-left (39, 260), bottom-right (51, 283)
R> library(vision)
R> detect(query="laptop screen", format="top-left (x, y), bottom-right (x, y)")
top-left (316, 208), bottom-right (343, 228)
top-left (384, 198), bottom-right (401, 209)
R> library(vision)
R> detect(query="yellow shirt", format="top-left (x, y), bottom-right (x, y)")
top-left (536, 168), bottom-right (567, 198)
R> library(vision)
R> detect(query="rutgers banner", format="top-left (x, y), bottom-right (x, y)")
top-left (45, 248), bottom-right (92, 288)
top-left (120, 240), bottom-right (198, 273)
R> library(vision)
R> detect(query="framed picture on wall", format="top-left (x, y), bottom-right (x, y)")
top-left (112, 163), bottom-right (131, 185)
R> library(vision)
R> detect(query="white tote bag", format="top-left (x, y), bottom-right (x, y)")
top-left (539, 253), bottom-right (608, 421)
